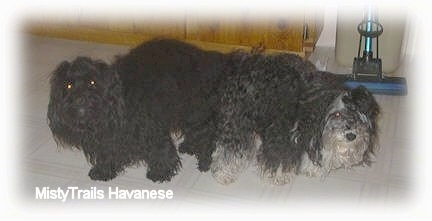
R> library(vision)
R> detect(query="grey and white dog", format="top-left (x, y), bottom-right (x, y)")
top-left (210, 52), bottom-right (380, 185)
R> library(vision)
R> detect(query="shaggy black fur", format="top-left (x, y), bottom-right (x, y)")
top-left (214, 51), bottom-right (316, 174)
top-left (47, 39), bottom-right (227, 182)
top-left (213, 50), bottom-right (380, 182)
top-left (295, 71), bottom-right (347, 165)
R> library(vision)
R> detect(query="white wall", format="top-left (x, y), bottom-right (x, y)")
top-left (315, 4), bottom-right (418, 58)
top-left (315, 5), bottom-right (338, 48)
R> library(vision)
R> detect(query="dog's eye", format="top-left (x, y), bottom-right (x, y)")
top-left (334, 112), bottom-right (341, 118)
top-left (65, 83), bottom-right (73, 90)
top-left (89, 80), bottom-right (96, 87)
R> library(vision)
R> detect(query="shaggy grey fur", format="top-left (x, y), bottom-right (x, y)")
top-left (211, 51), bottom-right (379, 185)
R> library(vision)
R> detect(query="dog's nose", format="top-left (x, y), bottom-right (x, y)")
top-left (345, 133), bottom-right (357, 141)
top-left (77, 107), bottom-right (86, 117)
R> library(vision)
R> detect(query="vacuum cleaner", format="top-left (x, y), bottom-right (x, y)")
top-left (337, 6), bottom-right (408, 96)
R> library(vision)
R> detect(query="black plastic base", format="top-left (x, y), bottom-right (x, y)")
top-left (352, 52), bottom-right (383, 79)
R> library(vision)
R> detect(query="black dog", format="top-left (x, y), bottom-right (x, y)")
top-left (47, 39), bottom-right (227, 182)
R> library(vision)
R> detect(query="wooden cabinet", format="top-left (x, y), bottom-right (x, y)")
top-left (26, 9), bottom-right (323, 57)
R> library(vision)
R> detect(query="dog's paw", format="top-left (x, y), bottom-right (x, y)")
top-left (259, 165), bottom-right (294, 185)
top-left (146, 168), bottom-right (176, 183)
top-left (197, 159), bottom-right (210, 172)
top-left (211, 169), bottom-right (238, 185)
top-left (210, 164), bottom-right (239, 185)
top-left (146, 161), bottom-right (179, 183)
top-left (261, 173), bottom-right (293, 185)
top-left (209, 146), bottom-right (250, 185)
top-left (88, 167), bottom-right (118, 181)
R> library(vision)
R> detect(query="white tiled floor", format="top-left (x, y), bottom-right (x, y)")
top-left (21, 35), bottom-right (412, 208)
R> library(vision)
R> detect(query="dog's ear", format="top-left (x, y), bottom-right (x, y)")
top-left (93, 60), bottom-right (110, 72)
top-left (343, 86), bottom-right (380, 119)
top-left (48, 61), bottom-right (72, 141)
top-left (92, 60), bottom-right (125, 127)
top-left (50, 61), bottom-right (71, 84)
top-left (91, 60), bottom-right (120, 83)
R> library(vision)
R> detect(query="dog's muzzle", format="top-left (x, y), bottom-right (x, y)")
top-left (65, 107), bottom-right (90, 129)
top-left (67, 97), bottom-right (90, 118)
top-left (322, 124), bottom-right (369, 168)
top-left (62, 94), bottom-right (101, 129)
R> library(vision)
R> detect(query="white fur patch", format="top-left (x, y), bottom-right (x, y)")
top-left (299, 151), bottom-right (332, 178)
top-left (210, 144), bottom-right (250, 185)
top-left (211, 132), bottom-right (262, 185)
top-left (170, 129), bottom-right (184, 150)
top-left (326, 93), bottom-right (346, 117)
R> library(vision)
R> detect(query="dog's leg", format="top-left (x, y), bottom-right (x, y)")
top-left (145, 135), bottom-right (181, 183)
top-left (256, 120), bottom-right (301, 185)
top-left (210, 116), bottom-right (257, 185)
top-left (210, 75), bottom-right (260, 184)
top-left (176, 128), bottom-right (193, 155)
top-left (258, 164), bottom-right (295, 185)
top-left (182, 129), bottom-right (214, 172)
top-left (210, 145), bottom-right (249, 185)
top-left (195, 140), bottom-right (215, 172)
top-left (87, 146), bottom-right (125, 181)
top-left (170, 126), bottom-right (214, 172)
top-left (256, 139), bottom-right (297, 185)
top-left (179, 118), bottom-right (217, 172)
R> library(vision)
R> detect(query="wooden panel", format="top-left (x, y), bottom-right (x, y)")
top-left (25, 17), bottom-right (185, 46)
top-left (263, 17), bottom-right (304, 52)
top-left (186, 14), bottom-right (304, 52)
top-left (27, 23), bottom-right (155, 46)
top-left (133, 19), bottom-right (185, 40)
top-left (186, 15), bottom-right (267, 46)
top-left (25, 10), bottom-right (322, 56)
top-left (27, 23), bottom-right (305, 57)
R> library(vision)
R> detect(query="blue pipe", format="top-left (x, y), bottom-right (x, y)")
top-left (365, 6), bottom-right (373, 52)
